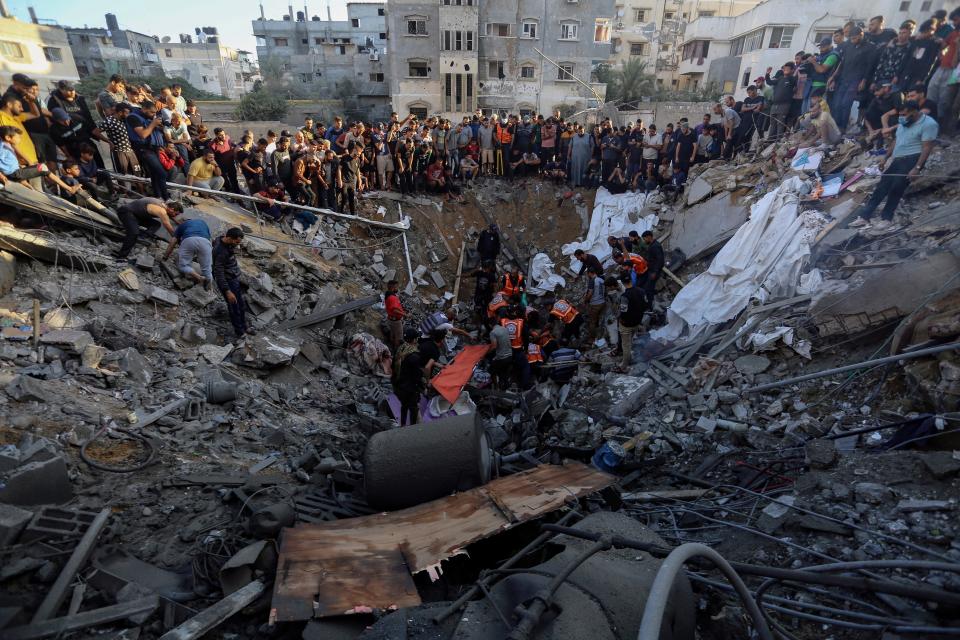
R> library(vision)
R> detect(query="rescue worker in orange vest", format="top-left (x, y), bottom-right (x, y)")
top-left (528, 324), bottom-right (558, 382)
top-left (550, 298), bottom-right (585, 346)
top-left (487, 291), bottom-right (509, 324)
top-left (500, 304), bottom-right (531, 389)
top-left (613, 251), bottom-right (648, 287)
top-left (494, 115), bottom-right (513, 177)
top-left (501, 265), bottom-right (526, 305)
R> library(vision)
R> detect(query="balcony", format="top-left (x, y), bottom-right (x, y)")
top-left (682, 16), bottom-right (733, 43)
top-left (142, 52), bottom-right (160, 63)
top-left (678, 57), bottom-right (709, 76)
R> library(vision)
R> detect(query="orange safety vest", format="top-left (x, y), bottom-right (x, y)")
top-left (495, 123), bottom-right (513, 145)
top-left (550, 300), bottom-right (579, 324)
top-left (501, 273), bottom-right (524, 297)
top-left (487, 292), bottom-right (508, 319)
top-left (625, 254), bottom-right (648, 275)
top-left (501, 317), bottom-right (525, 349)
top-left (527, 343), bottom-right (544, 363)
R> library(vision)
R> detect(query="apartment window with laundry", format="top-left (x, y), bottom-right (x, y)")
top-left (559, 22), bottom-right (579, 41)
top-left (557, 62), bottom-right (574, 80)
top-left (408, 59), bottom-right (429, 77)
top-left (768, 26), bottom-right (794, 49)
top-left (407, 18), bottom-right (428, 35)
top-left (43, 47), bottom-right (63, 62)
top-left (594, 19), bottom-right (611, 43)
top-left (522, 21), bottom-right (538, 39)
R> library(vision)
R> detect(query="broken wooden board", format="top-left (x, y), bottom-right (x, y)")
top-left (271, 463), bottom-right (614, 621)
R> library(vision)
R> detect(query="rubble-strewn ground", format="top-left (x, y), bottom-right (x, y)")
top-left (1, 127), bottom-right (960, 640)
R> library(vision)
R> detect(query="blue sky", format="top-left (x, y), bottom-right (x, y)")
top-left (9, 0), bottom-right (354, 58)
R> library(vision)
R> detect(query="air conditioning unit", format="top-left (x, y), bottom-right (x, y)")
top-left (369, 51), bottom-right (380, 61)
top-left (616, 22), bottom-right (624, 30)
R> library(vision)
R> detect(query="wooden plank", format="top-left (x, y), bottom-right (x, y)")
top-left (675, 324), bottom-right (718, 368)
top-left (621, 489), bottom-right (710, 502)
top-left (4, 596), bottom-right (159, 640)
top-left (649, 359), bottom-right (689, 387)
top-left (276, 294), bottom-right (379, 330)
top-left (271, 463), bottom-right (613, 621)
top-left (159, 581), bottom-right (265, 640)
top-left (452, 241), bottom-right (466, 304)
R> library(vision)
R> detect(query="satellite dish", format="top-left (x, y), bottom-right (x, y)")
top-left (162, 36), bottom-right (171, 43)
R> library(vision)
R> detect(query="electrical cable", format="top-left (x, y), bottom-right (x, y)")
top-left (80, 426), bottom-right (158, 473)
top-left (637, 543), bottom-right (774, 640)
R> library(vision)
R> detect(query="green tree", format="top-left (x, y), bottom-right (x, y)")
top-left (552, 103), bottom-right (578, 119)
top-left (606, 59), bottom-right (657, 108)
top-left (233, 90), bottom-right (289, 121)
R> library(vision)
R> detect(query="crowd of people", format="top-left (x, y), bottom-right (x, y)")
top-left (1, 7), bottom-right (957, 220)
top-left (386, 225), bottom-right (666, 425)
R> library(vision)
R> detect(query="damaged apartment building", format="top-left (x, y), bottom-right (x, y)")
top-left (386, 0), bottom-right (615, 119)
top-left (253, 4), bottom-right (392, 120)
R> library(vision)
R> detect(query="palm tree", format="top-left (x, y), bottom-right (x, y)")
top-left (609, 59), bottom-right (657, 107)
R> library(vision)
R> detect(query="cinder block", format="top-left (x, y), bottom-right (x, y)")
top-left (0, 456), bottom-right (73, 506)
top-left (0, 503), bottom-right (33, 546)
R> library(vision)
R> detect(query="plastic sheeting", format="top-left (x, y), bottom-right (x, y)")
top-left (652, 177), bottom-right (826, 343)
top-left (561, 187), bottom-right (659, 272)
top-left (528, 253), bottom-right (566, 295)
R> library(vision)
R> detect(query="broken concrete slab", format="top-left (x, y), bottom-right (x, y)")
top-left (811, 252), bottom-right (960, 338)
top-left (685, 176), bottom-right (713, 205)
top-left (605, 375), bottom-right (656, 418)
top-left (805, 439), bottom-right (837, 469)
top-left (236, 333), bottom-right (302, 368)
top-left (135, 254), bottom-right (155, 270)
top-left (0, 225), bottom-right (112, 271)
top-left (0, 457), bottom-right (74, 506)
top-left (277, 294), bottom-right (379, 330)
top-left (919, 451), bottom-right (960, 479)
top-left (5, 375), bottom-right (54, 402)
top-left (669, 192), bottom-right (748, 261)
top-left (430, 271), bottom-right (446, 288)
top-left (114, 347), bottom-right (153, 385)
top-left (734, 354), bottom-right (771, 375)
top-left (39, 330), bottom-right (93, 354)
top-left (144, 285), bottom-right (180, 306)
top-left (242, 236), bottom-right (278, 257)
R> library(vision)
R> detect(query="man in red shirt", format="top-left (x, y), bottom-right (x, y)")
top-left (384, 279), bottom-right (406, 349)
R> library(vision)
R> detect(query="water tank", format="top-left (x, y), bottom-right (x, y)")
top-left (296, 11), bottom-right (305, 21)
top-left (283, 14), bottom-right (291, 21)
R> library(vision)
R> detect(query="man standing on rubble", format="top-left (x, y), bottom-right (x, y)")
top-left (574, 249), bottom-right (603, 280)
top-left (213, 227), bottom-right (256, 341)
top-left (114, 197), bottom-right (182, 260)
top-left (163, 217), bottom-right (213, 287)
top-left (487, 308), bottom-right (514, 390)
top-left (617, 274), bottom-right (646, 372)
top-left (384, 279), bottom-right (406, 350)
top-left (582, 266), bottom-right (606, 343)
top-left (853, 100), bottom-right (938, 226)
top-left (639, 231), bottom-right (664, 306)
top-left (392, 327), bottom-right (425, 426)
top-left (477, 224), bottom-right (501, 263)
top-left (469, 261), bottom-right (497, 330)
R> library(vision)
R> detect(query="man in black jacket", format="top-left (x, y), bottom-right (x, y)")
top-left (639, 230), bottom-right (664, 305)
top-left (764, 62), bottom-right (799, 139)
top-left (477, 224), bottom-right (501, 263)
top-left (213, 227), bottom-right (256, 340)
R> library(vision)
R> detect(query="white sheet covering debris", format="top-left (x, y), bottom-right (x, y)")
top-left (652, 177), bottom-right (827, 343)
top-left (561, 188), bottom-right (659, 272)
top-left (528, 253), bottom-right (566, 295)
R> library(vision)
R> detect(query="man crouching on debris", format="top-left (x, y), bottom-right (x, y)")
top-left (213, 227), bottom-right (257, 341)
top-left (163, 217), bottom-right (213, 288)
top-left (114, 197), bottom-right (182, 260)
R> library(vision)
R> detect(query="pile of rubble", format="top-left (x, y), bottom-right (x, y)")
top-left (1, 126), bottom-right (959, 640)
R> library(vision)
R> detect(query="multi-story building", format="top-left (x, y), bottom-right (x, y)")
top-left (0, 9), bottom-right (79, 94)
top-left (66, 14), bottom-right (163, 78)
top-left (158, 32), bottom-right (255, 99)
top-left (387, 0), bottom-right (615, 119)
top-left (253, 3), bottom-right (391, 119)
top-left (609, 0), bottom-right (762, 91)
top-left (678, 0), bottom-right (932, 99)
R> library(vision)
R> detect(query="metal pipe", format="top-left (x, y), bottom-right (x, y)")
top-left (742, 341), bottom-right (960, 394)
top-left (106, 172), bottom-right (409, 232)
top-left (398, 203), bottom-right (414, 287)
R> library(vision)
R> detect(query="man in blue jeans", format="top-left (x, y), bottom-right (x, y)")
top-left (852, 101), bottom-right (938, 227)
top-left (827, 26), bottom-right (878, 134)
top-left (212, 227), bottom-right (257, 340)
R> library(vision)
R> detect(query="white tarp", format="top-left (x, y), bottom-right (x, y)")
top-left (561, 187), bottom-right (659, 272)
top-left (528, 253), bottom-right (566, 295)
top-left (652, 177), bottom-right (827, 343)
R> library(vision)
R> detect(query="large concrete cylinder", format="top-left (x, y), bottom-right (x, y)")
top-left (363, 413), bottom-right (496, 511)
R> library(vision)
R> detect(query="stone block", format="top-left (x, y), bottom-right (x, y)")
top-left (4, 375), bottom-right (53, 402)
top-left (39, 329), bottom-right (93, 354)
top-left (0, 503), bottom-right (33, 546)
top-left (920, 452), bottom-right (960, 479)
top-left (135, 254), bottom-right (155, 270)
top-left (430, 271), bottom-right (446, 288)
top-left (145, 285), bottom-right (179, 306)
top-left (0, 457), bottom-right (73, 506)
top-left (115, 347), bottom-right (153, 385)
top-left (606, 375), bottom-right (655, 418)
